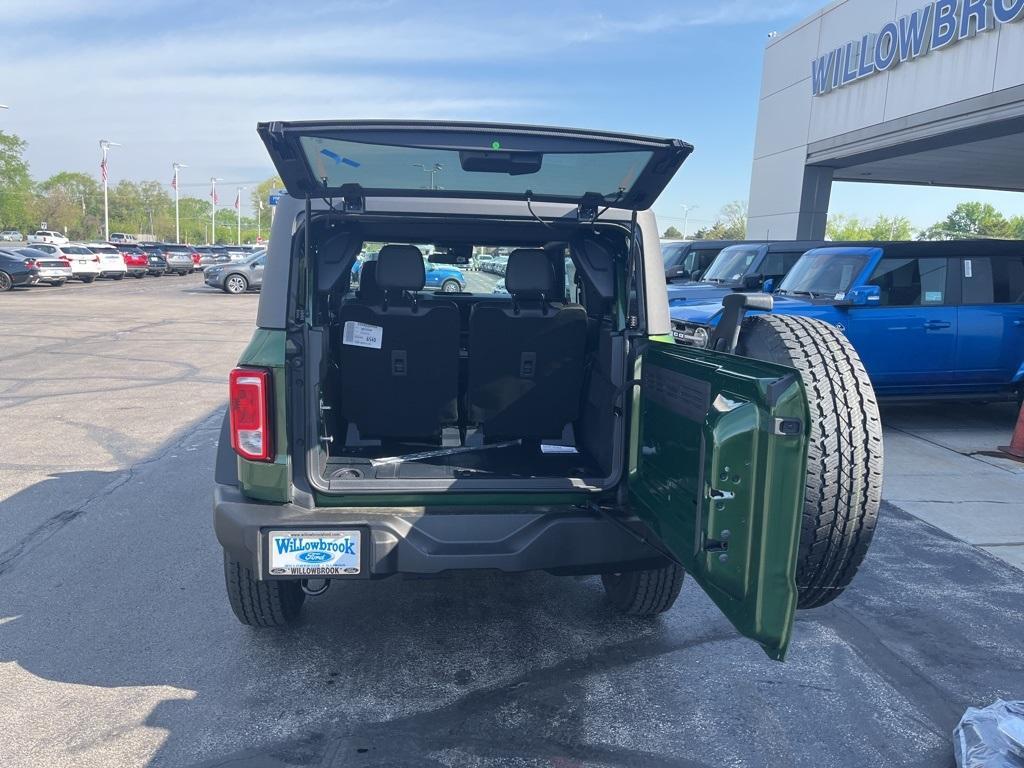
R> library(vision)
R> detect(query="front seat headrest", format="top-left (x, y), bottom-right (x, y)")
top-left (505, 249), bottom-right (554, 296)
top-left (376, 245), bottom-right (425, 291)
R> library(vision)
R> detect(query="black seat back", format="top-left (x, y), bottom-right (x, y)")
top-left (357, 260), bottom-right (384, 303)
top-left (338, 245), bottom-right (459, 441)
top-left (468, 249), bottom-right (588, 440)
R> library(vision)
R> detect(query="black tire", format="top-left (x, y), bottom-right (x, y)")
top-left (0, 271), bottom-right (12, 292)
top-left (134, 273), bottom-right (145, 279)
top-left (736, 314), bottom-right (883, 609)
top-left (113, 273), bottom-right (124, 280)
top-left (52, 279), bottom-right (66, 287)
top-left (81, 275), bottom-right (96, 283)
top-left (224, 274), bottom-right (248, 294)
top-left (601, 562), bottom-right (685, 616)
top-left (223, 550), bottom-right (305, 627)
top-left (441, 279), bottom-right (461, 293)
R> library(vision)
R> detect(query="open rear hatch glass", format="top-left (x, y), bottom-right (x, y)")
top-left (257, 120), bottom-right (692, 210)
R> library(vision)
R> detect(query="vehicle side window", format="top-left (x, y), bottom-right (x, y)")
top-left (867, 257), bottom-right (948, 306)
top-left (564, 254), bottom-right (577, 303)
top-left (761, 251), bottom-right (801, 282)
top-left (964, 255), bottom-right (1024, 304)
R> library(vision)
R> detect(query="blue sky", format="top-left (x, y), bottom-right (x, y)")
top-left (3, 0), bottom-right (1023, 228)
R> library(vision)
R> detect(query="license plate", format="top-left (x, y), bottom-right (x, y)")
top-left (78, 260), bottom-right (87, 265)
top-left (267, 530), bottom-right (362, 576)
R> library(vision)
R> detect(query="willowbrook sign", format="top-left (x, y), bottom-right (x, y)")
top-left (811, 0), bottom-right (1024, 96)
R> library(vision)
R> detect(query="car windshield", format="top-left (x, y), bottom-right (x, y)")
top-left (778, 251), bottom-right (872, 297)
top-left (661, 242), bottom-right (688, 268)
top-left (299, 136), bottom-right (652, 203)
top-left (701, 247), bottom-right (761, 284)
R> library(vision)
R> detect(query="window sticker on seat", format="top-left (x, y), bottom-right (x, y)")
top-left (343, 321), bottom-right (382, 349)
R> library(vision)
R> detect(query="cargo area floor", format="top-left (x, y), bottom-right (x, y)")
top-left (324, 440), bottom-right (600, 481)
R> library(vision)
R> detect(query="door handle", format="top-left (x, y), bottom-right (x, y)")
top-left (923, 320), bottom-right (951, 330)
top-left (1013, 319), bottom-right (1024, 328)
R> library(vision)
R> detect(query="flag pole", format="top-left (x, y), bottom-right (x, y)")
top-left (172, 163), bottom-right (187, 243)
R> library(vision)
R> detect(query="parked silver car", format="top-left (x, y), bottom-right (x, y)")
top-left (203, 251), bottom-right (265, 294)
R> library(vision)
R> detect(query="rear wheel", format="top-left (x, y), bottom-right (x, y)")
top-left (52, 279), bottom-right (66, 287)
top-left (134, 272), bottom-right (144, 279)
top-left (736, 314), bottom-right (883, 609)
top-left (223, 550), bottom-right (305, 627)
top-left (224, 274), bottom-right (248, 294)
top-left (113, 273), bottom-right (124, 281)
top-left (601, 562), bottom-right (684, 616)
top-left (0, 271), bottom-right (12, 292)
top-left (81, 275), bottom-right (96, 283)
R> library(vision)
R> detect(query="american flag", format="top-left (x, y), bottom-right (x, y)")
top-left (100, 154), bottom-right (108, 183)
top-left (234, 190), bottom-right (240, 210)
top-left (210, 185), bottom-right (219, 205)
top-left (171, 172), bottom-right (177, 190)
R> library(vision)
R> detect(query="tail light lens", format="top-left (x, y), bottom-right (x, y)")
top-left (229, 367), bottom-right (273, 461)
top-left (91, 255), bottom-right (100, 262)
top-left (23, 258), bottom-right (37, 268)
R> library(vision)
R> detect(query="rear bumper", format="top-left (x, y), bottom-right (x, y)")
top-left (213, 483), bottom-right (663, 579)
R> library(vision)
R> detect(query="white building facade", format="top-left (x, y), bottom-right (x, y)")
top-left (747, 0), bottom-right (1024, 239)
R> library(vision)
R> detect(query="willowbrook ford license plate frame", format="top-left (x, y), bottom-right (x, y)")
top-left (264, 529), bottom-right (366, 579)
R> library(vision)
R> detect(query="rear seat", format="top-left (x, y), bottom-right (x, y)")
top-left (337, 245), bottom-right (460, 442)
top-left (467, 249), bottom-right (588, 440)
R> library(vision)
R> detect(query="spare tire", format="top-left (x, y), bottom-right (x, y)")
top-left (736, 314), bottom-right (883, 609)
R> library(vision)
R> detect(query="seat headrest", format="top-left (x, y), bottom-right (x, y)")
top-left (376, 245), bottom-right (425, 291)
top-left (505, 249), bottom-right (554, 295)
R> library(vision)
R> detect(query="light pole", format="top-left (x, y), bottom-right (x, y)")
top-left (100, 140), bottom-right (121, 241)
top-left (209, 177), bottom-right (222, 244)
top-left (235, 186), bottom-right (246, 245)
top-left (679, 204), bottom-right (698, 238)
top-left (413, 162), bottom-right (443, 190)
top-left (257, 199), bottom-right (263, 242)
top-left (0, 105), bottom-right (8, 110)
top-left (172, 163), bottom-right (187, 243)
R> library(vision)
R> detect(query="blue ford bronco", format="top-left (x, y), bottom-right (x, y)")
top-left (213, 120), bottom-right (882, 660)
top-left (671, 241), bottom-right (1024, 401)
top-left (666, 240), bottom-right (824, 308)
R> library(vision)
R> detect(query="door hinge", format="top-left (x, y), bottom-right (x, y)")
top-left (773, 417), bottom-right (802, 436)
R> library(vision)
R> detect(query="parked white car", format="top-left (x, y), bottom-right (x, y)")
top-left (0, 230), bottom-right (23, 241)
top-left (27, 230), bottom-right (70, 246)
top-left (109, 232), bottom-right (137, 244)
top-left (82, 243), bottom-right (128, 279)
top-left (30, 243), bottom-right (103, 282)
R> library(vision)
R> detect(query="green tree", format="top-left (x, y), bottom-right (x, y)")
top-left (922, 202), bottom-right (1011, 240)
top-left (0, 131), bottom-right (33, 231)
top-left (693, 201), bottom-right (747, 240)
top-left (827, 213), bottom-right (914, 241)
top-left (662, 225), bottom-right (683, 238)
top-left (250, 175), bottom-right (283, 213)
top-left (1008, 215), bottom-right (1024, 240)
top-left (35, 172), bottom-right (102, 239)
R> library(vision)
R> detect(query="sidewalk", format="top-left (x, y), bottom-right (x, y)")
top-left (881, 402), bottom-right (1024, 570)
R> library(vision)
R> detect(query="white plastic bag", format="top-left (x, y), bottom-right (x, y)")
top-left (954, 700), bottom-right (1024, 767)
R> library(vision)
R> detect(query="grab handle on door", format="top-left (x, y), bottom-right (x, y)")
top-left (923, 320), bottom-right (951, 330)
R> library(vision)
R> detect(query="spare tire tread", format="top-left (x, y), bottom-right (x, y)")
top-left (737, 314), bottom-right (882, 609)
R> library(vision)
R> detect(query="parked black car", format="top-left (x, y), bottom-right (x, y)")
top-left (0, 249), bottom-right (40, 291)
top-left (146, 252), bottom-right (168, 276)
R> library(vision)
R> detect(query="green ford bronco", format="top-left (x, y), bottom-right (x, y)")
top-left (214, 121), bottom-right (882, 660)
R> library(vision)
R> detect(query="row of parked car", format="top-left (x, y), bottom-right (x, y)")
top-left (663, 238), bottom-right (1024, 403)
top-left (0, 236), bottom-right (264, 292)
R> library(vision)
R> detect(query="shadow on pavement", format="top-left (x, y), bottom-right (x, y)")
top-left (1, 410), bottom-right (1023, 768)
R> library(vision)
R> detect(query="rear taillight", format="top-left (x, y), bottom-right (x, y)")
top-left (23, 258), bottom-right (37, 268)
top-left (91, 255), bottom-right (100, 262)
top-left (229, 367), bottom-right (273, 461)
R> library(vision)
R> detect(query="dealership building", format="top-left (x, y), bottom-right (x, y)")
top-left (746, 0), bottom-right (1024, 239)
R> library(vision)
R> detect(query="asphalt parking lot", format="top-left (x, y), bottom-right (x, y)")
top-left (1, 275), bottom-right (1023, 768)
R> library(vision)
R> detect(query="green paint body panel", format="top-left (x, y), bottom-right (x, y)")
top-left (628, 343), bottom-right (808, 660)
top-left (236, 329), bottom-right (290, 502)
